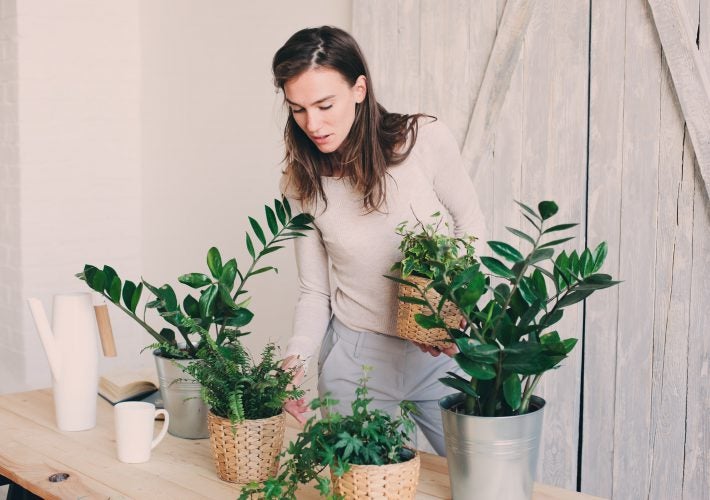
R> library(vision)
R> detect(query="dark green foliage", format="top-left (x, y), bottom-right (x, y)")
top-left (391, 212), bottom-right (477, 281)
top-left (76, 198), bottom-right (314, 358)
top-left (181, 317), bottom-right (303, 423)
top-left (393, 200), bottom-right (620, 417)
top-left (238, 368), bottom-right (416, 500)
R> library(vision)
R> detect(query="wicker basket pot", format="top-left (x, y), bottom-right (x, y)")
top-left (331, 450), bottom-right (420, 499)
top-left (396, 274), bottom-right (462, 349)
top-left (207, 411), bottom-right (285, 484)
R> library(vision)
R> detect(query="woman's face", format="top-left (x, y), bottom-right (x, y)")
top-left (283, 67), bottom-right (366, 154)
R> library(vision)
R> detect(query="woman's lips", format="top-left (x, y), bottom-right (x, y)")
top-left (311, 134), bottom-right (331, 145)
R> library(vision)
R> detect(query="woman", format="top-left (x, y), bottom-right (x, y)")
top-left (274, 26), bottom-right (485, 455)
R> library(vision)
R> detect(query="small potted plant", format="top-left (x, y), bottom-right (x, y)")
top-left (390, 201), bottom-right (619, 500)
top-left (76, 198), bottom-right (313, 439)
top-left (239, 367), bottom-right (421, 500)
top-left (390, 212), bottom-right (477, 349)
top-left (179, 316), bottom-right (303, 484)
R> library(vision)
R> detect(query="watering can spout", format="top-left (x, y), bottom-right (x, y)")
top-left (27, 297), bottom-right (63, 380)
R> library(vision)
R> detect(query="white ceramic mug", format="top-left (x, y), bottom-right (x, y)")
top-left (114, 401), bottom-right (169, 463)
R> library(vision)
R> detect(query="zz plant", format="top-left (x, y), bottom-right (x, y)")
top-left (76, 198), bottom-right (313, 358)
top-left (391, 201), bottom-right (619, 417)
top-left (239, 367), bottom-right (416, 500)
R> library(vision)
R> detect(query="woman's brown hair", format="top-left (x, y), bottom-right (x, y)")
top-left (272, 26), bottom-right (432, 213)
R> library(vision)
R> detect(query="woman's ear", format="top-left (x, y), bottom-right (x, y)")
top-left (354, 75), bottom-right (367, 103)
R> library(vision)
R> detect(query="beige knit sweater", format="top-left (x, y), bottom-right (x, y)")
top-left (281, 119), bottom-right (486, 365)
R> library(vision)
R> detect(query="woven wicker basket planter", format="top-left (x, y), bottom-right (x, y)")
top-left (207, 411), bottom-right (285, 484)
top-left (331, 451), bottom-right (420, 499)
top-left (397, 274), bottom-right (462, 349)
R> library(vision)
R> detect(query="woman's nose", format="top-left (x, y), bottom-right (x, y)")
top-left (305, 113), bottom-right (321, 133)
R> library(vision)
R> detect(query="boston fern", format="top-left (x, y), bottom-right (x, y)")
top-left (239, 367), bottom-right (416, 500)
top-left (180, 317), bottom-right (303, 423)
top-left (393, 201), bottom-right (620, 417)
top-left (76, 198), bottom-right (313, 358)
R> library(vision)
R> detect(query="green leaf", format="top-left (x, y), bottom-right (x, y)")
top-left (383, 275), bottom-right (418, 288)
top-left (183, 294), bottom-right (200, 318)
top-left (502, 342), bottom-right (563, 375)
top-left (265, 205), bottom-right (278, 235)
top-left (580, 248), bottom-right (594, 277)
top-left (122, 280), bottom-right (136, 311)
top-left (517, 277), bottom-right (537, 305)
top-left (439, 376), bottom-right (479, 398)
top-left (178, 273), bottom-right (212, 289)
top-left (220, 308), bottom-right (254, 327)
top-left (529, 248), bottom-right (554, 264)
top-left (539, 237), bottom-right (574, 249)
top-left (250, 266), bottom-right (276, 276)
top-left (259, 245), bottom-right (284, 256)
top-left (249, 217), bottom-right (266, 245)
top-left (503, 373), bottom-right (522, 410)
top-left (245, 233), bottom-right (255, 259)
top-left (538, 201), bottom-right (558, 220)
top-left (455, 339), bottom-right (499, 363)
top-left (543, 223), bottom-right (578, 234)
top-left (102, 265), bottom-right (118, 294)
top-left (522, 214), bottom-right (541, 232)
top-left (207, 247), bottom-right (223, 279)
top-left (557, 289), bottom-right (594, 308)
top-left (397, 295), bottom-right (428, 306)
top-left (274, 198), bottom-right (287, 225)
top-left (506, 227), bottom-right (536, 246)
top-left (130, 283), bottom-right (143, 312)
top-left (199, 285), bottom-right (218, 319)
top-left (515, 200), bottom-right (541, 220)
top-left (575, 274), bottom-right (621, 290)
top-left (158, 284), bottom-right (178, 311)
top-left (481, 256), bottom-right (516, 279)
top-left (532, 269), bottom-right (548, 301)
top-left (108, 276), bottom-right (121, 303)
top-left (219, 259), bottom-right (238, 290)
top-left (593, 241), bottom-right (608, 272)
top-left (87, 268), bottom-right (106, 293)
top-left (454, 354), bottom-right (496, 380)
top-left (488, 241), bottom-right (524, 263)
top-left (218, 283), bottom-right (239, 310)
top-left (283, 196), bottom-right (292, 218)
top-left (159, 328), bottom-right (176, 344)
top-left (414, 313), bottom-right (446, 330)
top-left (540, 309), bottom-right (563, 328)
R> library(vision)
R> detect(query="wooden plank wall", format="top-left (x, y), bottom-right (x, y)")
top-left (353, 1), bottom-right (710, 498)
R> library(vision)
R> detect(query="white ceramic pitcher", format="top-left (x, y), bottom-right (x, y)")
top-left (27, 293), bottom-right (99, 431)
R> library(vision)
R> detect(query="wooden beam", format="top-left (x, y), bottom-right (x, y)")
top-left (648, 0), bottom-right (710, 200)
top-left (461, 0), bottom-right (536, 176)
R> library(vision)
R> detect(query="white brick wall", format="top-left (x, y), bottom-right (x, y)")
top-left (0, 0), bottom-right (22, 393)
top-left (0, 0), bottom-right (151, 394)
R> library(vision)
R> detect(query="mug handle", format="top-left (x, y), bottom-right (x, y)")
top-left (151, 409), bottom-right (170, 449)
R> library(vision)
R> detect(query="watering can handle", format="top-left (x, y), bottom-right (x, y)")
top-left (94, 304), bottom-right (117, 357)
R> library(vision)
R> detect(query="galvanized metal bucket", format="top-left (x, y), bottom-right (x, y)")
top-left (439, 393), bottom-right (545, 500)
top-left (153, 352), bottom-right (209, 439)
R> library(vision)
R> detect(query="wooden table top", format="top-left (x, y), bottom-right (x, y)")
top-left (0, 389), bottom-right (606, 499)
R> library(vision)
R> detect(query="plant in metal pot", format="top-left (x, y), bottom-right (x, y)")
top-left (390, 212), bottom-right (477, 348)
top-left (76, 198), bottom-right (313, 438)
top-left (390, 200), bottom-right (620, 500)
top-left (238, 367), bottom-right (420, 500)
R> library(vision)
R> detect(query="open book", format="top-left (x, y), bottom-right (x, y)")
top-left (98, 368), bottom-right (159, 405)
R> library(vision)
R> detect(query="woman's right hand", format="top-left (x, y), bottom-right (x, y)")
top-left (281, 355), bottom-right (308, 424)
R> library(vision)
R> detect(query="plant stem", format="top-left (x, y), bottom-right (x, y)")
top-left (520, 374), bottom-right (542, 413)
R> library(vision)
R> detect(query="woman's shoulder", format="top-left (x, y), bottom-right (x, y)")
top-left (414, 117), bottom-right (458, 149)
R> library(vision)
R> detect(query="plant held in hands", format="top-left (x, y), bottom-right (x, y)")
top-left (393, 200), bottom-right (620, 417)
top-left (76, 198), bottom-right (314, 358)
top-left (239, 367), bottom-right (420, 500)
top-left (389, 213), bottom-right (477, 348)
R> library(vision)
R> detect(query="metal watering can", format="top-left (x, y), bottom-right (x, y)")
top-left (27, 292), bottom-right (115, 431)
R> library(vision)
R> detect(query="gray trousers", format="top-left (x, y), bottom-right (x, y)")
top-left (317, 316), bottom-right (460, 456)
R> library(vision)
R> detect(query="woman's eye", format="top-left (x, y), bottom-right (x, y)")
top-left (291, 108), bottom-right (305, 114)
top-left (319, 105), bottom-right (333, 111)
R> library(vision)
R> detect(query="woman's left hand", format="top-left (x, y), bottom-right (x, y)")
top-left (412, 340), bottom-right (458, 358)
